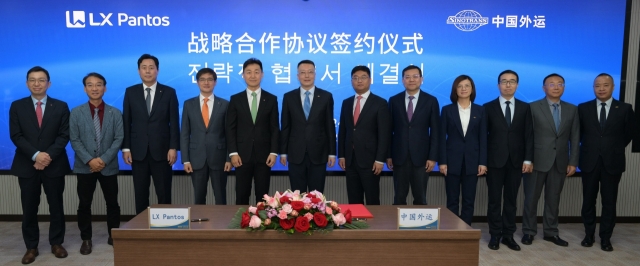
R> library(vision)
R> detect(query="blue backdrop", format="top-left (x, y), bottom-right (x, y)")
top-left (0, 0), bottom-right (628, 171)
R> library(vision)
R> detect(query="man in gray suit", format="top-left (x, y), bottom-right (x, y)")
top-left (69, 72), bottom-right (123, 254)
top-left (521, 73), bottom-right (579, 247)
top-left (181, 68), bottom-right (232, 204)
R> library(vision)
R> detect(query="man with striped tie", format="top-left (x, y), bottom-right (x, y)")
top-left (69, 72), bottom-right (123, 254)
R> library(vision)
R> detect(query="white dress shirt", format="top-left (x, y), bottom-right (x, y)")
top-left (199, 94), bottom-right (214, 120)
top-left (143, 82), bottom-right (158, 112)
top-left (499, 95), bottom-right (514, 123)
top-left (300, 86), bottom-right (315, 106)
top-left (458, 103), bottom-right (471, 136)
top-left (353, 90), bottom-right (371, 115)
top-left (597, 97), bottom-right (613, 121)
top-left (405, 91), bottom-right (419, 112)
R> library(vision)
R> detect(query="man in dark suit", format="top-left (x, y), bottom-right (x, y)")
top-left (122, 54), bottom-right (180, 214)
top-left (338, 65), bottom-right (391, 205)
top-left (386, 65), bottom-right (439, 205)
top-left (181, 68), bottom-right (232, 205)
top-left (9, 66), bottom-right (71, 264)
top-left (226, 58), bottom-right (279, 205)
top-left (280, 59), bottom-right (336, 193)
top-left (578, 73), bottom-right (636, 252)
top-left (69, 72), bottom-right (123, 254)
top-left (484, 70), bottom-right (533, 251)
top-left (521, 73), bottom-right (580, 247)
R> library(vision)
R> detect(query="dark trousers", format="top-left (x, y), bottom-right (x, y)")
top-left (445, 162), bottom-right (478, 225)
top-left (77, 173), bottom-right (120, 240)
top-left (132, 148), bottom-right (173, 214)
top-left (235, 151), bottom-right (271, 205)
top-left (288, 152), bottom-right (327, 193)
top-left (346, 151), bottom-right (380, 205)
top-left (392, 154), bottom-right (428, 205)
top-left (581, 156), bottom-right (622, 241)
top-left (191, 166), bottom-right (227, 205)
top-left (486, 160), bottom-right (522, 238)
top-left (18, 172), bottom-right (65, 249)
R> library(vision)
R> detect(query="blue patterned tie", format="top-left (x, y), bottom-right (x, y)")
top-left (303, 91), bottom-right (311, 120)
top-left (93, 107), bottom-right (101, 156)
top-left (552, 103), bottom-right (560, 132)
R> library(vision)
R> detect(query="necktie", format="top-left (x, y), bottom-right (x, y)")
top-left (407, 95), bottom-right (415, 122)
top-left (354, 95), bottom-right (363, 125)
top-left (303, 91), bottom-right (311, 120)
top-left (93, 107), bottom-right (101, 156)
top-left (145, 88), bottom-right (152, 115)
top-left (36, 101), bottom-right (43, 128)
top-left (251, 92), bottom-right (258, 124)
top-left (552, 103), bottom-right (560, 132)
top-left (505, 101), bottom-right (512, 128)
top-left (600, 102), bottom-right (607, 130)
top-left (202, 97), bottom-right (210, 128)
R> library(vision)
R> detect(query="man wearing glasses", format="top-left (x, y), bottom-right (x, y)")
top-left (484, 70), bottom-right (533, 251)
top-left (338, 65), bottom-right (391, 205)
top-left (386, 65), bottom-right (439, 205)
top-left (280, 60), bottom-right (336, 193)
top-left (521, 73), bottom-right (579, 247)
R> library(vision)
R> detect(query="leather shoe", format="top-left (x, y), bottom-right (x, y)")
top-left (21, 249), bottom-right (38, 264)
top-left (51, 244), bottom-right (68, 258)
top-left (80, 240), bottom-right (92, 255)
top-left (501, 237), bottom-right (521, 251)
top-left (108, 237), bottom-right (113, 246)
top-left (601, 239), bottom-right (613, 252)
top-left (521, 234), bottom-right (534, 245)
top-left (581, 235), bottom-right (595, 247)
top-left (543, 235), bottom-right (569, 247)
top-left (488, 236), bottom-right (500, 250)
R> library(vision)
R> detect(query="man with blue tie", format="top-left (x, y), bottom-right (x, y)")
top-left (386, 65), bottom-right (439, 205)
top-left (521, 73), bottom-right (579, 247)
top-left (69, 73), bottom-right (123, 254)
top-left (280, 60), bottom-right (336, 192)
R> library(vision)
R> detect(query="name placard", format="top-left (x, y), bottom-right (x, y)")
top-left (397, 208), bottom-right (440, 230)
top-left (149, 207), bottom-right (191, 229)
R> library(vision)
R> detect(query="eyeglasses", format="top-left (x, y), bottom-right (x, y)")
top-left (403, 74), bottom-right (421, 80)
top-left (351, 76), bottom-right (370, 82)
top-left (499, 80), bottom-right (517, 86)
top-left (28, 78), bottom-right (48, 84)
top-left (545, 83), bottom-right (565, 88)
top-left (298, 71), bottom-right (315, 76)
top-left (198, 78), bottom-right (215, 82)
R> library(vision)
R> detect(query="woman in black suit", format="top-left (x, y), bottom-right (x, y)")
top-left (438, 75), bottom-right (488, 225)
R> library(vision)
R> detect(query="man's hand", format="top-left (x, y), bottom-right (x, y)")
top-left (566, 165), bottom-right (576, 177)
top-left (36, 152), bottom-right (51, 166)
top-left (167, 149), bottom-right (177, 166)
top-left (522, 163), bottom-right (533, 173)
top-left (338, 158), bottom-right (346, 170)
top-left (266, 154), bottom-right (277, 167)
top-left (478, 165), bottom-right (488, 176)
top-left (33, 162), bottom-right (46, 170)
top-left (88, 158), bottom-right (104, 172)
top-left (386, 158), bottom-right (394, 171)
top-left (425, 160), bottom-right (436, 172)
top-left (439, 164), bottom-right (448, 176)
top-left (224, 162), bottom-right (232, 172)
top-left (280, 156), bottom-right (287, 166)
top-left (327, 157), bottom-right (336, 168)
top-left (122, 151), bottom-right (132, 165)
top-left (183, 163), bottom-right (193, 173)
top-left (372, 162), bottom-right (383, 175)
top-left (231, 155), bottom-right (242, 168)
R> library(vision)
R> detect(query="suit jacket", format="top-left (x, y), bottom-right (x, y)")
top-left (122, 83), bottom-right (180, 161)
top-left (226, 89), bottom-right (279, 162)
top-left (338, 92), bottom-right (391, 168)
top-left (530, 98), bottom-right (580, 173)
top-left (180, 95), bottom-right (230, 170)
top-left (9, 96), bottom-right (71, 177)
top-left (388, 90), bottom-right (439, 166)
top-left (438, 103), bottom-right (487, 176)
top-left (483, 98), bottom-right (533, 169)
top-left (69, 102), bottom-right (123, 175)
top-left (280, 87), bottom-right (336, 164)
top-left (578, 99), bottom-right (636, 175)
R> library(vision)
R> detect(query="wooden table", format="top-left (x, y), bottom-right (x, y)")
top-left (112, 205), bottom-right (480, 265)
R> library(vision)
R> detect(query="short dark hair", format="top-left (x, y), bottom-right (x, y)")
top-left (297, 59), bottom-right (315, 68)
top-left (243, 57), bottom-right (263, 72)
top-left (83, 72), bottom-right (107, 86)
top-left (450, 75), bottom-right (476, 103)
top-left (351, 65), bottom-right (371, 77)
top-left (26, 66), bottom-right (50, 81)
top-left (595, 73), bottom-right (614, 84)
top-left (402, 65), bottom-right (422, 77)
top-left (137, 54), bottom-right (159, 70)
top-left (196, 68), bottom-right (217, 81)
top-left (543, 73), bottom-right (564, 85)
top-left (498, 69), bottom-right (519, 84)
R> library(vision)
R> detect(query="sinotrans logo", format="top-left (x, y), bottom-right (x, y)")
top-left (66, 10), bottom-right (170, 28)
top-left (447, 10), bottom-right (488, 32)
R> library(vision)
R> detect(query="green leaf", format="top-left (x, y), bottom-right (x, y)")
top-left (258, 210), bottom-right (268, 220)
top-left (227, 208), bottom-right (247, 229)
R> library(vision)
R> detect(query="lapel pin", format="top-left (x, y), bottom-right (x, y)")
top-left (473, 116), bottom-right (476, 118)
top-left (615, 106), bottom-right (619, 108)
